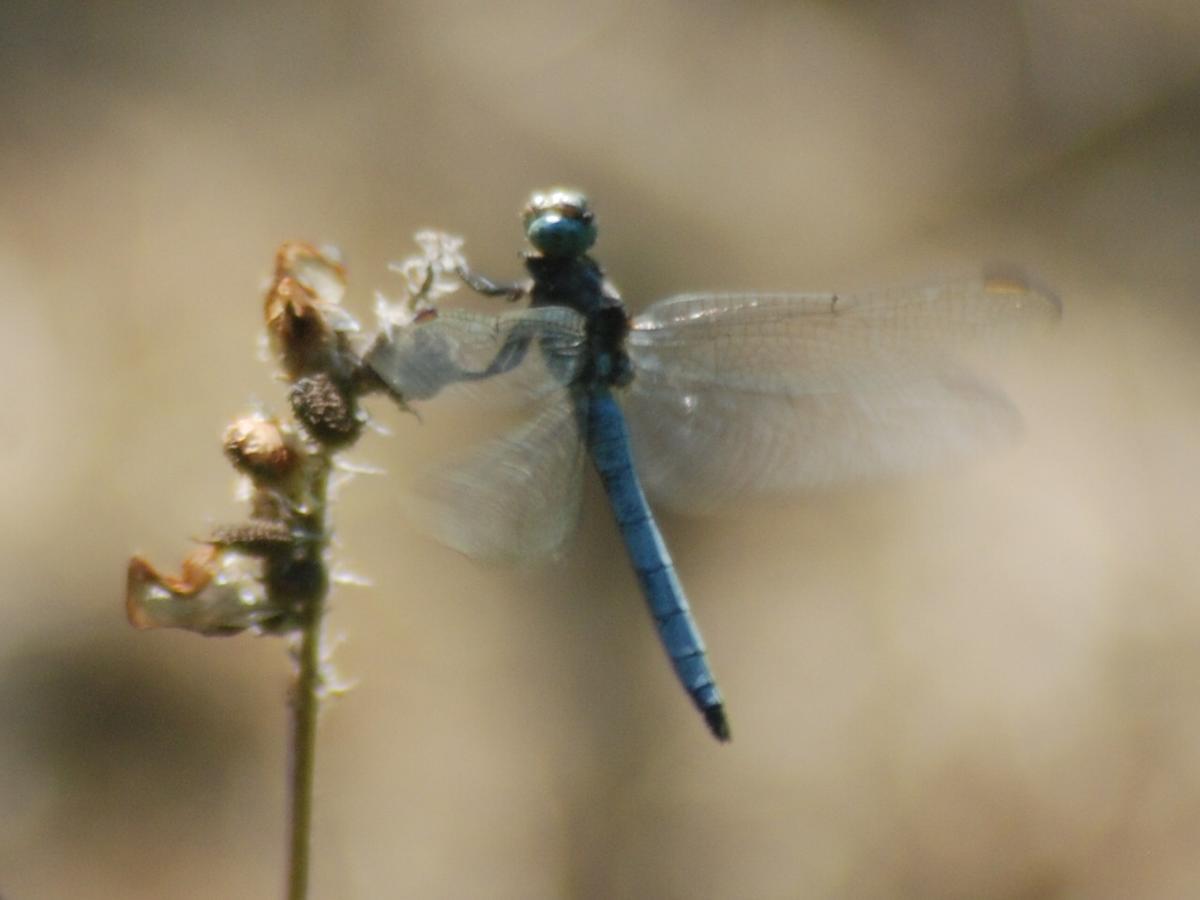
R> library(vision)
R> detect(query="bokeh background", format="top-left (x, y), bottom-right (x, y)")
top-left (3, 1), bottom-right (1200, 897)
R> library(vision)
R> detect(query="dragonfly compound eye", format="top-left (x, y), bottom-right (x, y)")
top-left (523, 188), bottom-right (597, 258)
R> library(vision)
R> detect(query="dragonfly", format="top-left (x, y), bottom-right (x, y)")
top-left (366, 188), bottom-right (1060, 742)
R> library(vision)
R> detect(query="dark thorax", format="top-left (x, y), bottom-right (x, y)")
top-left (525, 253), bottom-right (632, 390)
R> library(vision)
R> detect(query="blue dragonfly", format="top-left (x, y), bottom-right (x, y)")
top-left (366, 188), bottom-right (1060, 741)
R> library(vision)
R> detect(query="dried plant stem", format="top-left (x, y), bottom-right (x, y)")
top-left (287, 602), bottom-right (322, 899)
top-left (127, 240), bottom-right (439, 899)
top-left (286, 459), bottom-right (331, 900)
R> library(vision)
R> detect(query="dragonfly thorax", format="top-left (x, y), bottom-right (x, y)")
top-left (525, 254), bottom-right (615, 313)
top-left (524, 254), bottom-right (632, 390)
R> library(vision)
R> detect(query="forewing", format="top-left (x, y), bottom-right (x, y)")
top-left (366, 306), bottom-right (587, 408)
top-left (625, 272), bottom-right (1059, 514)
top-left (409, 397), bottom-right (586, 563)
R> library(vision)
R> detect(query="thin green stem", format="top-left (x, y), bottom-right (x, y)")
top-left (287, 600), bottom-right (323, 899)
top-left (286, 459), bottom-right (331, 900)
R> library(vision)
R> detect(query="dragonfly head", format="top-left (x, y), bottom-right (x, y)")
top-left (522, 188), bottom-right (597, 259)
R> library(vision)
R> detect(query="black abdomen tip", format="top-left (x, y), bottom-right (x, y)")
top-left (705, 705), bottom-right (732, 742)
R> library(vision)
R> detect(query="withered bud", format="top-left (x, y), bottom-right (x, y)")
top-left (264, 242), bottom-right (363, 383)
top-left (289, 373), bottom-right (362, 446)
top-left (126, 545), bottom-right (279, 636)
top-left (265, 275), bottom-right (337, 380)
top-left (223, 415), bottom-right (299, 482)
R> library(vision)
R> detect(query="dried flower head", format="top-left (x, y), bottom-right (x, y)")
top-left (289, 373), bottom-right (363, 446)
top-left (264, 242), bottom-right (362, 382)
top-left (264, 275), bottom-right (337, 379)
top-left (224, 414), bottom-right (301, 483)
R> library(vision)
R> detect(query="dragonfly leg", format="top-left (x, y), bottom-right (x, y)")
top-left (457, 265), bottom-right (527, 302)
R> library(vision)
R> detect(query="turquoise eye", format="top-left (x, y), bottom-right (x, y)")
top-left (525, 212), bottom-right (597, 258)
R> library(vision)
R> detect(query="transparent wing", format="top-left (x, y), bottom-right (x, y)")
top-left (409, 395), bottom-right (586, 563)
top-left (624, 272), bottom-right (1059, 514)
top-left (366, 306), bottom-right (587, 408)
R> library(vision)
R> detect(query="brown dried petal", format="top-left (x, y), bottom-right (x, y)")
top-left (125, 545), bottom-right (276, 636)
top-left (264, 275), bottom-right (336, 379)
top-left (273, 241), bottom-right (346, 306)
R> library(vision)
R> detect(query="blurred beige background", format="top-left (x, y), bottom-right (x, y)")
top-left (3, 1), bottom-right (1200, 897)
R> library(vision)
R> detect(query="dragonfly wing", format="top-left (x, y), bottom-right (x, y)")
top-left (410, 395), bottom-right (586, 563)
top-left (624, 363), bottom-right (1023, 514)
top-left (625, 272), bottom-right (1058, 514)
top-left (366, 306), bottom-right (587, 408)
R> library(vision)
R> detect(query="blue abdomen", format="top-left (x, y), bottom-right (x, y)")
top-left (584, 389), bottom-right (729, 741)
